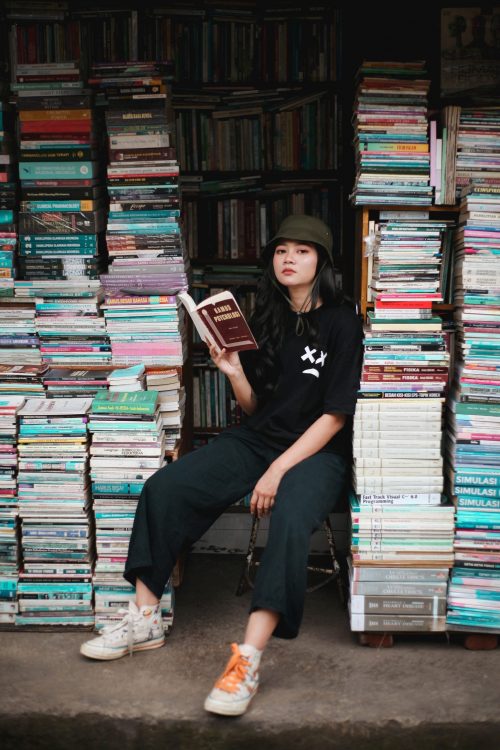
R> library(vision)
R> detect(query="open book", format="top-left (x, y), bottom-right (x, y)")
top-left (178, 290), bottom-right (258, 352)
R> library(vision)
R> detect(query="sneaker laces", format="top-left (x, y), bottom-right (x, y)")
top-left (214, 643), bottom-right (251, 694)
top-left (101, 606), bottom-right (137, 657)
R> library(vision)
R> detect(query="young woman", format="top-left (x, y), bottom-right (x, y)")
top-left (80, 214), bottom-right (363, 717)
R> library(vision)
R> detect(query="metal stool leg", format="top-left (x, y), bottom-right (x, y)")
top-left (237, 515), bottom-right (344, 605)
top-left (236, 514), bottom-right (260, 596)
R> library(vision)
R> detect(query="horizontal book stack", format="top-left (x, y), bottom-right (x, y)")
top-left (42, 367), bottom-right (115, 399)
top-left (366, 213), bottom-right (453, 303)
top-left (15, 279), bottom-right (110, 366)
top-left (16, 398), bottom-right (94, 628)
top-left (12, 62), bottom-right (109, 368)
top-left (14, 62), bottom-right (106, 278)
top-left (145, 367), bottom-right (185, 454)
top-left (0, 397), bottom-right (25, 627)
top-left (351, 209), bottom-right (455, 632)
top-left (107, 364), bottom-right (145, 393)
top-left (0, 364), bottom-right (47, 399)
top-left (88, 390), bottom-right (173, 632)
top-left (0, 300), bottom-right (40, 365)
top-left (350, 61), bottom-right (433, 206)
top-left (446, 180), bottom-right (500, 634)
top-left (100, 294), bottom-right (186, 368)
top-left (0, 100), bottom-right (17, 298)
top-left (89, 62), bottom-right (188, 367)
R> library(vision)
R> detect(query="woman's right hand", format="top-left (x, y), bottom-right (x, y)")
top-left (206, 340), bottom-right (243, 378)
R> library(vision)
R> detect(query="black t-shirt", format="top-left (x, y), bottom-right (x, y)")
top-left (239, 303), bottom-right (363, 457)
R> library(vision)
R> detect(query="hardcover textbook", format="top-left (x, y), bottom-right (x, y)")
top-left (178, 290), bottom-right (258, 352)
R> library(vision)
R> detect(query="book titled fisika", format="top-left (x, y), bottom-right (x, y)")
top-left (178, 290), bottom-right (257, 352)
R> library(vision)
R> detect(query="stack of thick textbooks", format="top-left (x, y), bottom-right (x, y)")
top-left (0, 396), bottom-right (25, 626)
top-left (350, 61), bottom-right (432, 206)
top-left (0, 100), bottom-right (17, 298)
top-left (88, 61), bottom-right (188, 366)
top-left (446, 179), bottom-right (500, 634)
top-left (88, 390), bottom-right (173, 632)
top-left (16, 398), bottom-right (94, 628)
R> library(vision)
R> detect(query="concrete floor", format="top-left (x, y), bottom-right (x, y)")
top-left (0, 554), bottom-right (499, 750)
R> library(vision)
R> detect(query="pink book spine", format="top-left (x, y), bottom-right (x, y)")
top-left (429, 121), bottom-right (437, 187)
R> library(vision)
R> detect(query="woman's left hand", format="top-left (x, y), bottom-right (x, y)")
top-left (250, 464), bottom-right (285, 518)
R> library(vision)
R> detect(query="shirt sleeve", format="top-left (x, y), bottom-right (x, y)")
top-left (322, 307), bottom-right (363, 416)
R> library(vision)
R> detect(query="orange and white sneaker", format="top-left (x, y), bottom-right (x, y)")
top-left (204, 643), bottom-right (261, 716)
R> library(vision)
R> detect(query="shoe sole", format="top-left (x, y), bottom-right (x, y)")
top-left (204, 689), bottom-right (257, 717)
top-left (80, 636), bottom-right (165, 661)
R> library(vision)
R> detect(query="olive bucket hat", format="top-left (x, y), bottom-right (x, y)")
top-left (263, 214), bottom-right (333, 262)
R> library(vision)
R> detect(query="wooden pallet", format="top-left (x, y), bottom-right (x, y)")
top-left (357, 631), bottom-right (499, 650)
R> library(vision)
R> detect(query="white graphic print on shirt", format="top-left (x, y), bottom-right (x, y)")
top-left (300, 345), bottom-right (327, 378)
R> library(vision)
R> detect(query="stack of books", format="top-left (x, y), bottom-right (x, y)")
top-left (107, 363), bottom-right (145, 392)
top-left (0, 396), bottom-right (25, 626)
top-left (42, 367), bottom-right (114, 399)
top-left (15, 279), bottom-right (110, 366)
top-left (13, 62), bottom-right (106, 279)
top-left (455, 109), bottom-right (500, 199)
top-left (88, 390), bottom-right (173, 632)
top-left (12, 62), bottom-right (109, 368)
top-left (0, 100), bottom-right (17, 298)
top-left (351, 61), bottom-right (432, 205)
top-left (446, 179), bottom-right (500, 634)
top-left (0, 300), bottom-right (40, 365)
top-left (0, 364), bottom-right (47, 399)
top-left (365, 213), bottom-right (453, 304)
top-left (100, 294), bottom-right (185, 367)
top-left (88, 62), bottom-right (188, 366)
top-left (145, 367), bottom-right (185, 453)
top-left (16, 397), bottom-right (94, 628)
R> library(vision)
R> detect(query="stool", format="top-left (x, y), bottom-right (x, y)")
top-left (236, 514), bottom-right (345, 604)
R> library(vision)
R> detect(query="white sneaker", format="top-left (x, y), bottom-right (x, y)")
top-left (80, 601), bottom-right (165, 661)
top-left (204, 643), bottom-right (260, 716)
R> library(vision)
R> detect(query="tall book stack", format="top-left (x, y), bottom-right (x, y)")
top-left (350, 61), bottom-right (432, 206)
top-left (89, 62), bottom-right (188, 367)
top-left (13, 61), bottom-right (110, 367)
top-left (445, 178), bottom-right (500, 635)
top-left (88, 390), bottom-right (173, 632)
top-left (16, 398), bottom-right (94, 628)
top-left (0, 396), bottom-right (25, 627)
top-left (350, 212), bottom-right (456, 634)
top-left (0, 99), bottom-right (17, 298)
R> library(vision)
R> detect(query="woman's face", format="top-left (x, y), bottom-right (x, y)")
top-left (273, 239), bottom-right (319, 289)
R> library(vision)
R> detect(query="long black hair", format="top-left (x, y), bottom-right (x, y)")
top-left (248, 243), bottom-right (344, 401)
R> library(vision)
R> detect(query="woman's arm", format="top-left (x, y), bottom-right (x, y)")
top-left (250, 412), bottom-right (346, 516)
top-left (206, 341), bottom-right (258, 416)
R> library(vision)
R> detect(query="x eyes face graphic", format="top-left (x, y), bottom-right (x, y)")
top-left (301, 346), bottom-right (327, 378)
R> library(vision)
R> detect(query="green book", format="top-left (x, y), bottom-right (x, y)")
top-left (91, 390), bottom-right (158, 415)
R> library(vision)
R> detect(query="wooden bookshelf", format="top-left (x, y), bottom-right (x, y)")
top-left (354, 204), bottom-right (461, 320)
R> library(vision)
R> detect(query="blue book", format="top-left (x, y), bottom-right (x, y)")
top-left (19, 162), bottom-right (98, 180)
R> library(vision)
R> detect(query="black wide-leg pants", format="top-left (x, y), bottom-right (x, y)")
top-left (124, 425), bottom-right (348, 639)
